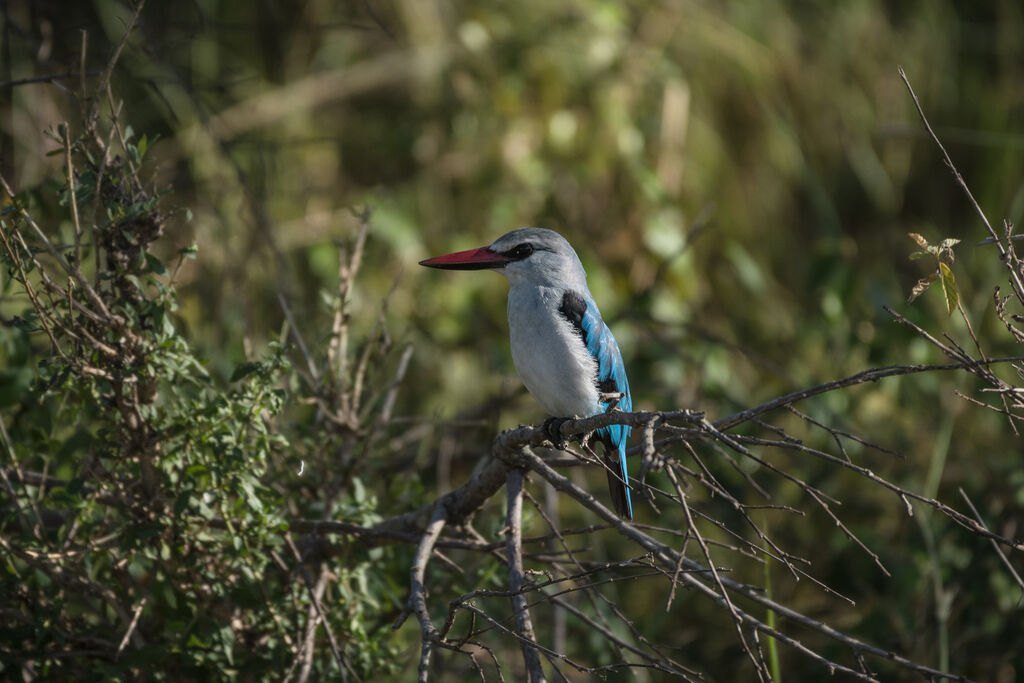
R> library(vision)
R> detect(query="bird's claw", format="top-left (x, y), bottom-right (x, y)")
top-left (543, 417), bottom-right (570, 449)
top-left (599, 391), bottom-right (624, 411)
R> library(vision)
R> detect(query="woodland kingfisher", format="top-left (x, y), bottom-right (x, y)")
top-left (420, 228), bottom-right (633, 519)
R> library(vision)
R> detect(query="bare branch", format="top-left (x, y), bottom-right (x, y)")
top-left (517, 450), bottom-right (969, 682)
top-left (505, 468), bottom-right (546, 682)
top-left (393, 504), bottom-right (449, 683)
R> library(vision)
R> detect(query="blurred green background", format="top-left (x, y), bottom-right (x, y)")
top-left (3, 0), bottom-right (1023, 679)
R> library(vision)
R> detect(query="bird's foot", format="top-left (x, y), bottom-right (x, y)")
top-left (599, 391), bottom-right (625, 411)
top-left (543, 417), bottom-right (570, 449)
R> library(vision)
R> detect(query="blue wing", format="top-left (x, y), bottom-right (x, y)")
top-left (561, 291), bottom-right (633, 519)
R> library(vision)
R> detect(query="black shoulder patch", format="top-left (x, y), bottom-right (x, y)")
top-left (598, 376), bottom-right (619, 394)
top-left (558, 290), bottom-right (587, 343)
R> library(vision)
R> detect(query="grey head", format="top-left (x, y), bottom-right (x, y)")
top-left (488, 228), bottom-right (588, 289)
top-left (420, 227), bottom-right (589, 289)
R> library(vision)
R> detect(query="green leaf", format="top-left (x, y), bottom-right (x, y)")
top-left (124, 273), bottom-right (145, 291)
top-left (137, 134), bottom-right (148, 160)
top-left (939, 262), bottom-right (959, 315)
top-left (120, 196), bottom-right (159, 223)
top-left (145, 252), bottom-right (167, 275)
top-left (159, 581), bottom-right (178, 610)
top-left (178, 243), bottom-right (198, 259)
top-left (240, 478), bottom-right (263, 513)
top-left (220, 625), bottom-right (236, 665)
top-left (162, 312), bottom-right (176, 337)
top-left (230, 362), bottom-right (261, 382)
top-left (352, 476), bottom-right (367, 505)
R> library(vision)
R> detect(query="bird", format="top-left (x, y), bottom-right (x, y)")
top-left (420, 228), bottom-right (633, 519)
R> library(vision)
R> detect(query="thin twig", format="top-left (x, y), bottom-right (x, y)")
top-left (115, 597), bottom-right (146, 659)
top-left (85, 0), bottom-right (146, 137)
top-left (958, 488), bottom-right (1024, 600)
top-left (514, 449), bottom-right (968, 682)
top-left (899, 66), bottom-right (1024, 303)
top-left (0, 71), bottom-right (100, 88)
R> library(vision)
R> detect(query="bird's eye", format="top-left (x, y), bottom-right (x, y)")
top-left (506, 243), bottom-right (534, 260)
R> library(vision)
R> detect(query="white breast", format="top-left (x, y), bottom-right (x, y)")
top-left (506, 284), bottom-right (601, 418)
